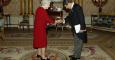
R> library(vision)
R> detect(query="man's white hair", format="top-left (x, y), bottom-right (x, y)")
top-left (41, 0), bottom-right (51, 6)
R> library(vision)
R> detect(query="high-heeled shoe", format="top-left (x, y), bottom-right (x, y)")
top-left (41, 58), bottom-right (50, 60)
top-left (37, 55), bottom-right (42, 58)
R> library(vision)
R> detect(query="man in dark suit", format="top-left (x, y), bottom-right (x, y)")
top-left (64, 0), bottom-right (87, 60)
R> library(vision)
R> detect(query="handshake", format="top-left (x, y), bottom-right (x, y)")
top-left (55, 20), bottom-right (64, 24)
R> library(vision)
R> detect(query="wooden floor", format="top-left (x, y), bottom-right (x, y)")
top-left (0, 27), bottom-right (115, 59)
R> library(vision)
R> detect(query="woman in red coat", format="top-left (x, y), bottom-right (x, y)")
top-left (33, 0), bottom-right (55, 60)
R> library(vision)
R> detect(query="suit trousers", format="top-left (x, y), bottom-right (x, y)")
top-left (73, 33), bottom-right (83, 58)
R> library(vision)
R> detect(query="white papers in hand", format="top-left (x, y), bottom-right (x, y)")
top-left (74, 24), bottom-right (80, 33)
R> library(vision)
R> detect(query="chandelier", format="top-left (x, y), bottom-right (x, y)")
top-left (92, 0), bottom-right (108, 13)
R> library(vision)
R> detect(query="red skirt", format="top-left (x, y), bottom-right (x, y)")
top-left (33, 30), bottom-right (47, 48)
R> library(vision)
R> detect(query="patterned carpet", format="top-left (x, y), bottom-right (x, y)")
top-left (0, 45), bottom-right (112, 60)
top-left (0, 30), bottom-right (113, 60)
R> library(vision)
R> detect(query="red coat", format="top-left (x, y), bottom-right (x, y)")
top-left (33, 7), bottom-right (54, 48)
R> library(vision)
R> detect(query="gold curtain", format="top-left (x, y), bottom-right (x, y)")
top-left (20, 0), bottom-right (33, 15)
top-left (28, 0), bottom-right (33, 15)
top-left (20, 0), bottom-right (24, 15)
top-left (75, 0), bottom-right (83, 7)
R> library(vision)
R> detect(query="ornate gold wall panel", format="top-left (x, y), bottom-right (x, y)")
top-left (28, 0), bottom-right (33, 15)
top-left (3, 0), bottom-right (115, 16)
top-left (20, 0), bottom-right (24, 15)
top-left (20, 0), bottom-right (33, 15)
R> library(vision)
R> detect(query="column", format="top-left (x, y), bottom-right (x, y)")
top-left (20, 0), bottom-right (25, 15)
top-left (24, 0), bottom-right (28, 14)
top-left (28, 0), bottom-right (33, 15)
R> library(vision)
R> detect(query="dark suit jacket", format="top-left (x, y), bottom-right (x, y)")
top-left (65, 3), bottom-right (87, 43)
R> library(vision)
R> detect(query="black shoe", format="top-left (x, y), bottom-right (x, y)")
top-left (47, 58), bottom-right (50, 60)
top-left (69, 55), bottom-right (80, 60)
top-left (41, 58), bottom-right (50, 60)
top-left (37, 55), bottom-right (42, 60)
top-left (37, 55), bottom-right (41, 58)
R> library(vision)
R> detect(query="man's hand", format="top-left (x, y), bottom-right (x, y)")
top-left (55, 20), bottom-right (63, 24)
top-left (79, 30), bottom-right (86, 33)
